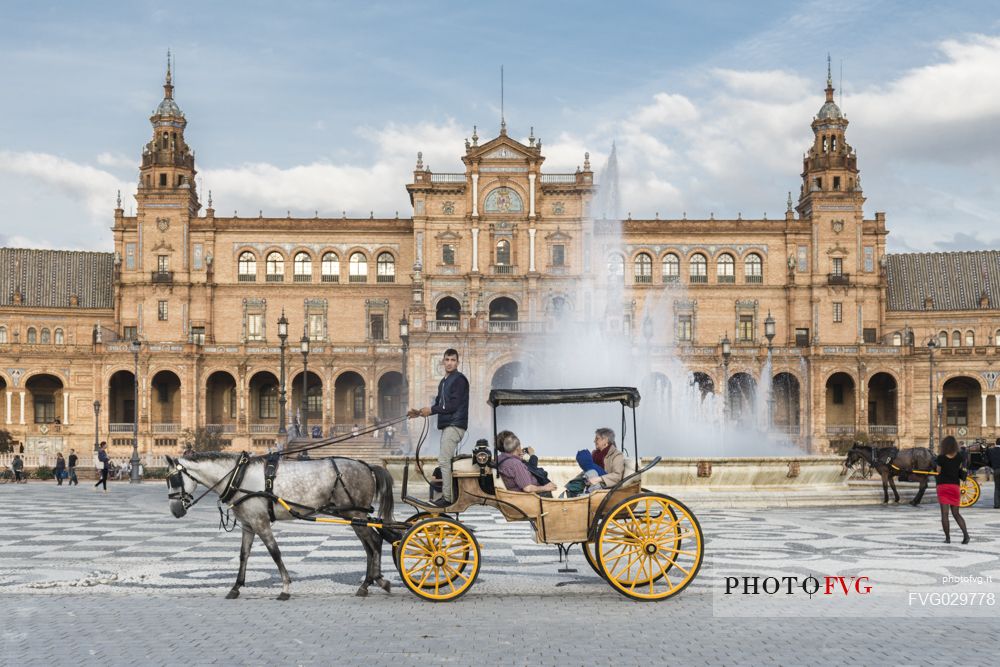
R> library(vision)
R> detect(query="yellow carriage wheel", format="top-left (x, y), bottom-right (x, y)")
top-left (960, 477), bottom-right (980, 508)
top-left (392, 512), bottom-right (470, 586)
top-left (585, 502), bottom-right (683, 586)
top-left (396, 517), bottom-right (480, 602)
top-left (596, 493), bottom-right (704, 601)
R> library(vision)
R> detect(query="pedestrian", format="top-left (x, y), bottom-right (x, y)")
top-left (384, 425), bottom-right (394, 448)
top-left (409, 348), bottom-right (469, 507)
top-left (182, 444), bottom-right (194, 458)
top-left (67, 448), bottom-right (79, 485)
top-left (936, 436), bottom-right (969, 544)
top-left (94, 442), bottom-right (110, 493)
top-left (54, 452), bottom-right (66, 485)
top-left (352, 423), bottom-right (360, 438)
top-left (12, 454), bottom-right (25, 483)
top-left (987, 438), bottom-right (1000, 509)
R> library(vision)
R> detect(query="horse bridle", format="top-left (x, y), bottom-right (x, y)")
top-left (167, 460), bottom-right (239, 511)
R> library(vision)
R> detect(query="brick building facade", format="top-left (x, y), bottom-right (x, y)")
top-left (1, 63), bottom-right (999, 460)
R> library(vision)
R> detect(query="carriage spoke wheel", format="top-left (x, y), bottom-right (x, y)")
top-left (397, 517), bottom-right (480, 602)
top-left (585, 502), bottom-right (682, 585)
top-left (596, 493), bottom-right (703, 601)
top-left (392, 512), bottom-right (470, 585)
top-left (960, 477), bottom-right (980, 508)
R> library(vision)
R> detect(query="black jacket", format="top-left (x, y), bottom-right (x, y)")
top-left (987, 445), bottom-right (1000, 469)
top-left (432, 371), bottom-right (469, 430)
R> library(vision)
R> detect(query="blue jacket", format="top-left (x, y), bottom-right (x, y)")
top-left (576, 449), bottom-right (606, 476)
top-left (432, 371), bottom-right (469, 430)
top-left (98, 450), bottom-right (110, 471)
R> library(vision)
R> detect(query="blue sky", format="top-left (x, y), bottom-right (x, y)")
top-left (1, 0), bottom-right (999, 252)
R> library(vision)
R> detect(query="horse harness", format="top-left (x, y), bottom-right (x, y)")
top-left (173, 452), bottom-right (378, 525)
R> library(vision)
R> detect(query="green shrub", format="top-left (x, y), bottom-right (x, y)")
top-left (34, 465), bottom-right (54, 480)
top-left (143, 467), bottom-right (169, 480)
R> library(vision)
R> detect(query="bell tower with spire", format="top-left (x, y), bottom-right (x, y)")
top-left (792, 57), bottom-right (885, 347)
top-left (137, 51), bottom-right (199, 211)
top-left (121, 51), bottom-right (201, 345)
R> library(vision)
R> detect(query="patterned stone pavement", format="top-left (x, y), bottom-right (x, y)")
top-left (1, 481), bottom-right (999, 665)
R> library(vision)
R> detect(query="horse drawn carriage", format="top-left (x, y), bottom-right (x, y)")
top-left (164, 385), bottom-right (703, 602)
top-left (393, 386), bottom-right (705, 601)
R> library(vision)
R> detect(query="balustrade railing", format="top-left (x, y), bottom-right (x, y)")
top-left (205, 423), bottom-right (238, 434)
top-left (152, 423), bottom-right (181, 434)
top-left (109, 423), bottom-right (134, 433)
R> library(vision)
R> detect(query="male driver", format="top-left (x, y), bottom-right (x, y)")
top-left (410, 348), bottom-right (469, 507)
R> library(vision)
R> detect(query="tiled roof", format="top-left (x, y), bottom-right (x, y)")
top-left (886, 251), bottom-right (1000, 311)
top-left (0, 247), bottom-right (114, 309)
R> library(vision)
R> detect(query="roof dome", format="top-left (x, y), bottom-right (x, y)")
top-left (155, 97), bottom-right (183, 117)
top-left (817, 100), bottom-right (842, 120)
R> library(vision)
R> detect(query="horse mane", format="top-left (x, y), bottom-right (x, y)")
top-left (186, 451), bottom-right (242, 462)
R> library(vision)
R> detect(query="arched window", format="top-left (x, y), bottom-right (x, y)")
top-left (633, 253), bottom-right (652, 283)
top-left (892, 332), bottom-right (902, 346)
top-left (495, 239), bottom-right (511, 266)
top-left (238, 251), bottom-right (257, 282)
top-left (952, 330), bottom-right (961, 347)
top-left (40, 328), bottom-right (50, 344)
top-left (689, 254), bottom-right (707, 283)
top-left (376, 252), bottom-right (396, 283)
top-left (717, 254), bottom-right (735, 283)
top-left (0, 326), bottom-right (6, 344)
top-left (54, 328), bottom-right (64, 345)
top-left (442, 244), bottom-right (456, 266)
top-left (744, 253), bottom-right (763, 283)
top-left (939, 331), bottom-right (948, 348)
top-left (607, 254), bottom-right (625, 283)
top-left (265, 252), bottom-right (284, 281)
top-left (321, 252), bottom-right (339, 283)
top-left (965, 330), bottom-right (975, 347)
top-left (258, 384), bottom-right (278, 419)
top-left (293, 252), bottom-right (312, 281)
top-left (27, 327), bottom-right (37, 344)
top-left (349, 252), bottom-right (368, 282)
top-left (662, 254), bottom-right (680, 283)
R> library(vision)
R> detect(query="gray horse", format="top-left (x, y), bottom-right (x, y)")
top-left (166, 452), bottom-right (397, 599)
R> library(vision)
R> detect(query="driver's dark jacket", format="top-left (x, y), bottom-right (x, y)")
top-left (431, 371), bottom-right (469, 430)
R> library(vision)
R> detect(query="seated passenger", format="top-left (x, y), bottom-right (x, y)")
top-left (497, 434), bottom-right (556, 496)
top-left (585, 427), bottom-right (625, 492)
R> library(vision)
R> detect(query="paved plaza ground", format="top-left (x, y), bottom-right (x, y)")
top-left (2, 480), bottom-right (999, 665)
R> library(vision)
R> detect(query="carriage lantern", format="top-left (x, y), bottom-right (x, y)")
top-left (472, 438), bottom-right (492, 470)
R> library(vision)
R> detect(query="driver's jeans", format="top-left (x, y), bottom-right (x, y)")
top-left (438, 426), bottom-right (466, 502)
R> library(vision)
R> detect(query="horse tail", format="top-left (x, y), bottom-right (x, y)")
top-left (373, 465), bottom-right (399, 542)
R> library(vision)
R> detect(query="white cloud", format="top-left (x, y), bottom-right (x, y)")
top-left (630, 92), bottom-right (699, 127)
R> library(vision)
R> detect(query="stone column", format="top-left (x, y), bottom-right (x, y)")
top-left (528, 228), bottom-right (537, 272)
top-left (63, 391), bottom-right (69, 425)
top-left (5, 391), bottom-right (10, 424)
top-left (995, 393), bottom-right (999, 427)
top-left (471, 173), bottom-right (479, 217)
top-left (471, 228), bottom-right (479, 273)
top-left (982, 393), bottom-right (988, 428)
top-left (20, 392), bottom-right (26, 424)
top-left (528, 173), bottom-right (536, 218)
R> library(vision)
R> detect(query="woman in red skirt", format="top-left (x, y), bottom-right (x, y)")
top-left (936, 436), bottom-right (969, 544)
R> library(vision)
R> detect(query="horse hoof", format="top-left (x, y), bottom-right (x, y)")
top-left (225, 589), bottom-right (240, 600)
top-left (909, 501), bottom-right (919, 507)
top-left (378, 578), bottom-right (391, 593)
top-left (276, 592), bottom-right (290, 601)
top-left (355, 587), bottom-right (369, 597)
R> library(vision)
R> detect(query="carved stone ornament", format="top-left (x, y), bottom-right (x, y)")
top-left (442, 201), bottom-right (455, 215)
top-left (552, 201), bottom-right (565, 215)
top-left (831, 219), bottom-right (844, 234)
top-left (156, 217), bottom-right (170, 232)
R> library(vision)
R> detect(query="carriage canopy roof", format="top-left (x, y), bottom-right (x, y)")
top-left (487, 386), bottom-right (641, 408)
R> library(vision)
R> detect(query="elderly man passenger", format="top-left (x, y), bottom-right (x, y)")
top-left (497, 434), bottom-right (556, 496)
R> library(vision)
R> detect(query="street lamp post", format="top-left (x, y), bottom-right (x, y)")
top-left (721, 333), bottom-right (732, 443)
top-left (130, 338), bottom-right (141, 483)
top-left (277, 310), bottom-right (288, 440)
top-left (928, 338), bottom-right (937, 453)
top-left (93, 400), bottom-right (101, 452)
top-left (399, 313), bottom-right (409, 433)
top-left (764, 311), bottom-right (776, 432)
top-left (300, 330), bottom-right (310, 436)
